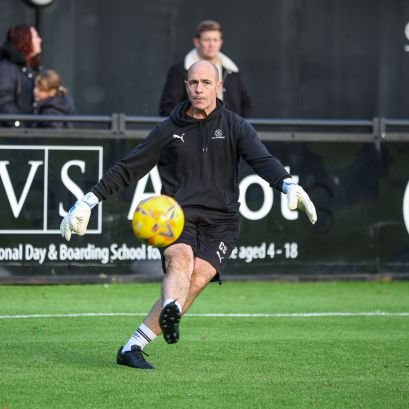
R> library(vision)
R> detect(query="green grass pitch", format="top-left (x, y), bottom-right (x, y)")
top-left (0, 281), bottom-right (409, 408)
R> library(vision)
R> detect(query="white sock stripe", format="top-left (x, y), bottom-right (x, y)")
top-left (136, 328), bottom-right (151, 343)
top-left (139, 323), bottom-right (157, 340)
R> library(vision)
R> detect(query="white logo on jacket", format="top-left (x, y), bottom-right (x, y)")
top-left (212, 129), bottom-right (225, 139)
top-left (173, 133), bottom-right (185, 142)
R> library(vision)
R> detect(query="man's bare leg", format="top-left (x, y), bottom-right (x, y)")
top-left (120, 243), bottom-right (195, 353)
top-left (156, 253), bottom-right (216, 344)
top-left (143, 256), bottom-right (216, 335)
top-left (153, 243), bottom-right (194, 343)
top-left (142, 299), bottom-right (163, 334)
top-left (158, 257), bottom-right (216, 343)
top-left (162, 243), bottom-right (195, 307)
top-left (117, 254), bottom-right (218, 368)
top-left (182, 257), bottom-right (217, 313)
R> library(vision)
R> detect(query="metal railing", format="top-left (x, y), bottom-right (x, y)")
top-left (0, 114), bottom-right (409, 141)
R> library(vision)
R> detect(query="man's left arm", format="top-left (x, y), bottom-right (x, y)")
top-left (237, 120), bottom-right (317, 224)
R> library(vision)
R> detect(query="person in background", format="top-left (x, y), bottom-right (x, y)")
top-left (33, 69), bottom-right (75, 128)
top-left (0, 24), bottom-right (42, 127)
top-left (159, 20), bottom-right (252, 117)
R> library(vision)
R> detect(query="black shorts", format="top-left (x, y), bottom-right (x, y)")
top-left (160, 207), bottom-right (241, 280)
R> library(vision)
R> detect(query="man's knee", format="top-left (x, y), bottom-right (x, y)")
top-left (164, 243), bottom-right (194, 273)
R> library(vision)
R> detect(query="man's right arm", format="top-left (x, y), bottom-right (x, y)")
top-left (91, 131), bottom-right (161, 201)
top-left (60, 127), bottom-right (163, 240)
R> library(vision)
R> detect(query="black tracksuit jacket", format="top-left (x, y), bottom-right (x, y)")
top-left (92, 99), bottom-right (289, 213)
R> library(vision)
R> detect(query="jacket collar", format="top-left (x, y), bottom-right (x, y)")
top-left (184, 48), bottom-right (239, 73)
top-left (170, 98), bottom-right (225, 126)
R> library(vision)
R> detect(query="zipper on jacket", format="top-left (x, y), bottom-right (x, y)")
top-left (201, 119), bottom-right (209, 152)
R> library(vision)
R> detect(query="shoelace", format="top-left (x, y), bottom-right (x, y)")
top-left (132, 347), bottom-right (150, 359)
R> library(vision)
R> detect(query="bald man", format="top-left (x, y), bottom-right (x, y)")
top-left (60, 60), bottom-right (317, 369)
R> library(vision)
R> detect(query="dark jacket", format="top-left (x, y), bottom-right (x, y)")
top-left (92, 99), bottom-right (288, 213)
top-left (159, 50), bottom-right (252, 118)
top-left (0, 42), bottom-right (37, 126)
top-left (34, 92), bottom-right (75, 128)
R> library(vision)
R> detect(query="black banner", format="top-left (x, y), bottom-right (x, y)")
top-left (0, 138), bottom-right (408, 280)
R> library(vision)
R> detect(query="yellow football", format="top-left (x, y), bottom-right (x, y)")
top-left (132, 195), bottom-right (185, 247)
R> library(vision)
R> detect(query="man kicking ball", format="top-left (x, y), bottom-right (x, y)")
top-left (60, 60), bottom-right (317, 369)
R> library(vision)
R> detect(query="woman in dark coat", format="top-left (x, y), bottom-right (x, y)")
top-left (0, 24), bottom-right (42, 127)
top-left (33, 69), bottom-right (75, 128)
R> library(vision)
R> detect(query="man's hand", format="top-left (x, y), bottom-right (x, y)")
top-left (282, 178), bottom-right (317, 224)
top-left (60, 192), bottom-right (99, 241)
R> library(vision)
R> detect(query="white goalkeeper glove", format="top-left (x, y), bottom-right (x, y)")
top-left (60, 192), bottom-right (99, 241)
top-left (282, 178), bottom-right (317, 224)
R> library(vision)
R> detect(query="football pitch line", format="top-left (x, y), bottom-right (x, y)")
top-left (0, 311), bottom-right (409, 319)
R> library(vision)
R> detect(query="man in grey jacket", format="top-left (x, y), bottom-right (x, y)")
top-left (61, 61), bottom-right (317, 370)
top-left (159, 20), bottom-right (252, 117)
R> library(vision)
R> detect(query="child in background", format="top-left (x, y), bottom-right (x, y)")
top-left (34, 69), bottom-right (75, 128)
